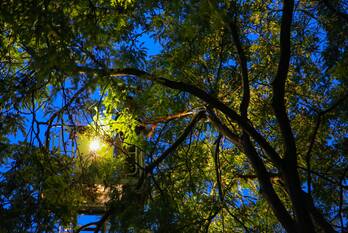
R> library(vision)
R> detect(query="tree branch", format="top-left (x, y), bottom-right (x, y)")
top-left (302, 191), bottom-right (337, 233)
top-left (207, 107), bottom-right (242, 146)
top-left (272, 1), bottom-right (317, 232)
top-left (144, 110), bottom-right (206, 173)
top-left (213, 134), bottom-right (223, 201)
top-left (305, 117), bottom-right (321, 194)
top-left (271, 0), bottom-right (296, 163)
top-left (75, 221), bottom-right (98, 233)
top-left (226, 8), bottom-right (250, 118)
top-left (75, 66), bottom-right (283, 168)
top-left (207, 108), bottom-right (296, 232)
top-left (241, 134), bottom-right (297, 233)
top-left (93, 211), bottom-right (111, 233)
top-left (45, 82), bottom-right (90, 148)
top-left (142, 110), bottom-right (195, 125)
top-left (305, 93), bottom-right (347, 203)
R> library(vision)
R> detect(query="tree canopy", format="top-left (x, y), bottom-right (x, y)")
top-left (0, 0), bottom-right (347, 232)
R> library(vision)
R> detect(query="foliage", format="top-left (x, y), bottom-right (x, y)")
top-left (0, 0), bottom-right (347, 232)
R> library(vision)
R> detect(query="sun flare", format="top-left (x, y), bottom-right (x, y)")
top-left (89, 138), bottom-right (101, 152)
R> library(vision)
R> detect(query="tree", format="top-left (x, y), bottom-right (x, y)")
top-left (0, 0), bottom-right (347, 232)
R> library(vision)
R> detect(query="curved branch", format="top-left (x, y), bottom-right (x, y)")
top-left (226, 11), bottom-right (250, 118)
top-left (271, 0), bottom-right (296, 163)
top-left (207, 107), bottom-right (242, 147)
top-left (207, 107), bottom-right (296, 232)
top-left (75, 221), bottom-right (98, 233)
top-left (273, 1), bottom-right (317, 232)
top-left (45, 82), bottom-right (90, 148)
top-left (93, 211), bottom-right (111, 233)
top-left (75, 66), bottom-right (283, 169)
top-left (144, 110), bottom-right (206, 173)
top-left (241, 134), bottom-right (297, 233)
top-left (302, 191), bottom-right (337, 233)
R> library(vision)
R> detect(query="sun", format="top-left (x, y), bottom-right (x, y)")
top-left (89, 138), bottom-right (102, 152)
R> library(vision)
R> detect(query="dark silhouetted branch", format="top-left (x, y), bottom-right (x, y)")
top-left (145, 110), bottom-right (206, 173)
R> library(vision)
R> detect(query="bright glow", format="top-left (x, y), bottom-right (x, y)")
top-left (89, 138), bottom-right (101, 152)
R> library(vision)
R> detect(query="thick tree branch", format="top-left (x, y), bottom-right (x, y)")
top-left (302, 191), bottom-right (337, 233)
top-left (76, 65), bottom-right (319, 233)
top-left (207, 107), bottom-right (296, 232)
top-left (144, 110), bottom-right (205, 173)
top-left (75, 221), bottom-right (99, 233)
top-left (75, 209), bottom-right (111, 233)
top-left (141, 110), bottom-right (196, 137)
top-left (226, 12), bottom-right (250, 118)
top-left (75, 66), bottom-right (283, 169)
top-left (272, 0), bottom-right (296, 163)
top-left (273, 1), bottom-right (316, 232)
top-left (142, 110), bottom-right (195, 125)
top-left (207, 107), bottom-right (242, 147)
top-left (225, 14), bottom-right (297, 231)
top-left (93, 211), bottom-right (111, 233)
top-left (242, 134), bottom-right (297, 233)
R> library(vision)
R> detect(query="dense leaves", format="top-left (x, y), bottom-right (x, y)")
top-left (0, 0), bottom-right (347, 232)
